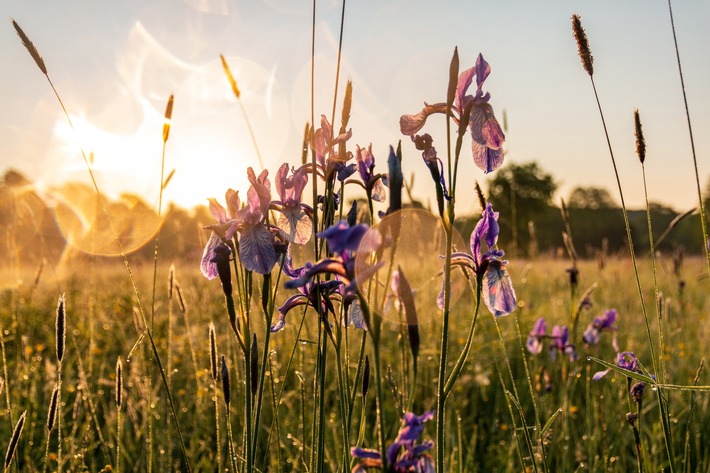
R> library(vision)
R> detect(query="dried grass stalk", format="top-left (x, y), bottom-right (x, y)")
top-left (12, 20), bottom-right (47, 74)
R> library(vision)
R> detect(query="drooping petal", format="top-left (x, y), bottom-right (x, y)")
top-left (472, 141), bottom-right (505, 174)
top-left (370, 179), bottom-right (387, 203)
top-left (200, 232), bottom-right (222, 279)
top-left (238, 223), bottom-right (276, 274)
top-left (271, 294), bottom-right (308, 332)
top-left (350, 447), bottom-right (381, 460)
top-left (582, 324), bottom-right (601, 345)
top-left (275, 162), bottom-right (289, 202)
top-left (592, 368), bottom-right (611, 381)
top-left (526, 318), bottom-right (546, 355)
top-left (345, 300), bottom-right (367, 330)
top-left (482, 260), bottom-right (517, 316)
top-left (277, 207), bottom-right (313, 245)
top-left (470, 103), bottom-right (500, 145)
top-left (399, 103), bottom-right (447, 136)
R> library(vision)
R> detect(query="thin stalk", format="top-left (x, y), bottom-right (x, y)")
top-left (316, 322), bottom-right (328, 473)
top-left (214, 383), bottom-right (222, 473)
top-left (667, 0), bottom-right (710, 273)
top-left (329, 0), bottom-right (347, 131)
top-left (641, 164), bottom-right (667, 384)
top-left (443, 283), bottom-right (481, 397)
top-left (226, 405), bottom-right (238, 473)
top-left (57, 364), bottom-right (62, 473)
top-left (346, 331), bottom-right (367, 437)
top-left (372, 341), bottom-right (388, 472)
top-left (588, 76), bottom-right (674, 471)
top-left (0, 320), bottom-right (11, 426)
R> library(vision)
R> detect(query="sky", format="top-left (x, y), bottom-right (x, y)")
top-left (1, 0), bottom-right (709, 215)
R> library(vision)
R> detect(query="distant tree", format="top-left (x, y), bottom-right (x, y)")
top-left (567, 186), bottom-right (618, 210)
top-left (487, 161), bottom-right (557, 255)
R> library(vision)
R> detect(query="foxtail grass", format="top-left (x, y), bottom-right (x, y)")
top-left (115, 357), bottom-right (123, 473)
top-left (4, 410), bottom-right (26, 472)
top-left (55, 293), bottom-right (65, 473)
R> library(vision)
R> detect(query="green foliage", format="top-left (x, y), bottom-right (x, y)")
top-left (487, 162), bottom-right (557, 255)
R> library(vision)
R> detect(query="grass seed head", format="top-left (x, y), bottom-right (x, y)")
top-left (220, 54), bottom-right (240, 99)
top-left (116, 357), bottom-right (123, 408)
top-left (163, 94), bottom-right (174, 143)
top-left (221, 355), bottom-right (231, 406)
top-left (634, 109), bottom-right (646, 164)
top-left (56, 293), bottom-right (66, 363)
top-left (47, 385), bottom-right (59, 431)
top-left (209, 322), bottom-right (218, 380)
top-left (12, 20), bottom-right (47, 75)
top-left (572, 14), bottom-right (594, 77)
top-left (4, 410), bottom-right (27, 470)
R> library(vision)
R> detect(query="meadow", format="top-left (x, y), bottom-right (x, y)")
top-left (2, 7), bottom-right (710, 473)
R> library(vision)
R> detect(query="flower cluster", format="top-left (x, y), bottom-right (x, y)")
top-left (351, 411), bottom-right (435, 472)
top-left (525, 318), bottom-right (577, 362)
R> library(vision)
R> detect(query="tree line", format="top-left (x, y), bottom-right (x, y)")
top-left (1, 163), bottom-right (707, 270)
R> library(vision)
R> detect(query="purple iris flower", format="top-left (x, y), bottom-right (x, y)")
top-left (583, 309), bottom-right (618, 346)
top-left (284, 221), bottom-right (383, 293)
top-left (312, 114), bottom-right (357, 183)
top-left (234, 168), bottom-right (278, 275)
top-left (549, 325), bottom-right (577, 362)
top-left (526, 318), bottom-right (547, 355)
top-left (443, 202), bottom-right (516, 316)
top-left (593, 351), bottom-right (639, 381)
top-left (351, 411), bottom-right (435, 473)
top-left (355, 144), bottom-right (387, 203)
top-left (200, 189), bottom-right (241, 280)
top-left (273, 163), bottom-right (313, 245)
top-left (400, 53), bottom-right (505, 173)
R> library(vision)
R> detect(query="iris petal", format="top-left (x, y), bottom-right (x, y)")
top-left (277, 207), bottom-right (313, 245)
top-left (482, 261), bottom-right (517, 316)
top-left (238, 224), bottom-right (276, 274)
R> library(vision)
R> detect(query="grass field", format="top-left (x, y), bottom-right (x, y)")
top-left (1, 254), bottom-right (708, 471)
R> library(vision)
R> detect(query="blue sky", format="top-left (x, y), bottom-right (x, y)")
top-left (1, 0), bottom-right (709, 214)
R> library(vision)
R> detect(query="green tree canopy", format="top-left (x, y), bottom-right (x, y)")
top-left (487, 161), bottom-right (557, 254)
top-left (567, 186), bottom-right (618, 210)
